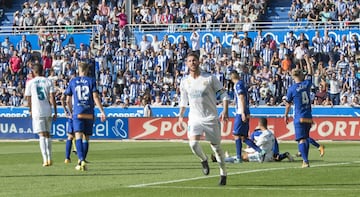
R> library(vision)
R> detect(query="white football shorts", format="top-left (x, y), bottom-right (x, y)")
top-left (32, 117), bottom-right (52, 134)
top-left (187, 119), bottom-right (222, 144)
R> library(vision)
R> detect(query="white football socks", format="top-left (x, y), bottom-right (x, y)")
top-left (39, 136), bottom-right (47, 163)
top-left (189, 140), bottom-right (207, 161)
top-left (45, 137), bottom-right (52, 162)
top-left (210, 144), bottom-right (227, 176)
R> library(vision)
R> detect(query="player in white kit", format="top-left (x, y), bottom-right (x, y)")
top-left (25, 63), bottom-right (57, 167)
top-left (243, 118), bottom-right (275, 162)
top-left (178, 53), bottom-right (229, 186)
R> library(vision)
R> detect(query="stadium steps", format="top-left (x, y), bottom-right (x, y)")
top-left (264, 0), bottom-right (293, 29)
top-left (0, 0), bottom-right (26, 27)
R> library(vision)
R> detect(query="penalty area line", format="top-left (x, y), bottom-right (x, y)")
top-left (128, 161), bottom-right (360, 188)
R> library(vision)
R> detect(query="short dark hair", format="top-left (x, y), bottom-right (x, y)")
top-left (32, 63), bottom-right (43, 75)
top-left (259, 117), bottom-right (268, 128)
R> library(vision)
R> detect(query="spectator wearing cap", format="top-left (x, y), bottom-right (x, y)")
top-left (12, 11), bottom-right (22, 33)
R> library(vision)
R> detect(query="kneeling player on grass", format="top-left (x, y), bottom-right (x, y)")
top-left (212, 118), bottom-right (294, 163)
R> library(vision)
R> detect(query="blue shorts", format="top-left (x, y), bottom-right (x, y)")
top-left (66, 118), bottom-right (74, 134)
top-left (72, 117), bottom-right (94, 136)
top-left (233, 114), bottom-right (249, 137)
top-left (294, 123), bottom-right (311, 141)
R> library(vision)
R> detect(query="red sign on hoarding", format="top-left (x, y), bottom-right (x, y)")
top-left (128, 117), bottom-right (360, 141)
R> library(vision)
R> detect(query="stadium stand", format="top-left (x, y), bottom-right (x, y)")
top-left (0, 0), bottom-right (359, 108)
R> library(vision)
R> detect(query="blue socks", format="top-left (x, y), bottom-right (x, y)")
top-left (65, 139), bottom-right (72, 160)
top-left (75, 139), bottom-right (84, 162)
top-left (298, 140), bottom-right (309, 163)
top-left (308, 138), bottom-right (320, 148)
top-left (244, 138), bottom-right (262, 153)
top-left (235, 138), bottom-right (242, 159)
top-left (83, 140), bottom-right (89, 160)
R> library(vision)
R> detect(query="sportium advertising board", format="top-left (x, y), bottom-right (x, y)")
top-left (128, 117), bottom-right (360, 141)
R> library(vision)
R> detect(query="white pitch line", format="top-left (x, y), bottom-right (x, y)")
top-left (128, 161), bottom-right (360, 188)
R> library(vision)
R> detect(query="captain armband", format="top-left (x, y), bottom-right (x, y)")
top-left (217, 89), bottom-right (229, 101)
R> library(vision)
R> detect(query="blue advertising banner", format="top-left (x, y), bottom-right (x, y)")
top-left (134, 29), bottom-right (360, 48)
top-left (0, 106), bottom-right (358, 118)
top-left (0, 117), bottom-right (129, 140)
top-left (0, 34), bottom-right (91, 51)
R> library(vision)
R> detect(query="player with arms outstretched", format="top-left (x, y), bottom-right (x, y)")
top-left (63, 62), bottom-right (106, 171)
top-left (284, 54), bottom-right (313, 168)
top-left (25, 63), bottom-right (57, 167)
top-left (178, 53), bottom-right (228, 186)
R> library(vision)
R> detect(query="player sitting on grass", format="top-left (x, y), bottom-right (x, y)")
top-left (212, 118), bottom-right (294, 162)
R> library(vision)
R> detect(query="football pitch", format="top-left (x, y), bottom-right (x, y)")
top-left (1, 141), bottom-right (360, 197)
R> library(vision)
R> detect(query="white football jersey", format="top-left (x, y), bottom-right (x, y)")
top-left (254, 129), bottom-right (275, 155)
top-left (25, 76), bottom-right (54, 118)
top-left (179, 72), bottom-right (222, 122)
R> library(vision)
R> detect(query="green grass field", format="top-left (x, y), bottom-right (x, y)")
top-left (1, 141), bottom-right (360, 197)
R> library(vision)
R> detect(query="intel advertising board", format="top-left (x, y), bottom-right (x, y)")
top-left (0, 117), bottom-right (129, 140)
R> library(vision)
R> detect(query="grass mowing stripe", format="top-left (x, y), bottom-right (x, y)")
top-left (128, 161), bottom-right (360, 188)
top-left (142, 186), bottom-right (360, 191)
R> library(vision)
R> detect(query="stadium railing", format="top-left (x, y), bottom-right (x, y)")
top-left (126, 20), bottom-right (360, 33)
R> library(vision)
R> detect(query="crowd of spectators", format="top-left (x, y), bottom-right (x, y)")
top-left (288, 0), bottom-right (360, 29)
top-left (0, 0), bottom-right (359, 109)
top-left (133, 0), bottom-right (268, 32)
